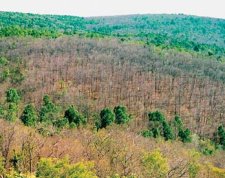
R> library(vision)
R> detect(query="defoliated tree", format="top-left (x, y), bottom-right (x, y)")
top-left (6, 88), bottom-right (20, 104)
top-left (99, 108), bottom-right (115, 129)
top-left (114, 105), bottom-right (130, 124)
top-left (64, 105), bottom-right (86, 127)
top-left (20, 104), bottom-right (37, 127)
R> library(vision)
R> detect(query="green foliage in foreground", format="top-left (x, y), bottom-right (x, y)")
top-left (142, 150), bottom-right (169, 178)
top-left (0, 157), bottom-right (100, 178)
top-left (36, 158), bottom-right (97, 178)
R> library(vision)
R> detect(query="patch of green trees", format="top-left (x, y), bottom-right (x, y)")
top-left (97, 105), bottom-right (131, 129)
top-left (0, 89), bottom-right (132, 132)
top-left (141, 111), bottom-right (192, 143)
top-left (141, 110), bottom-right (225, 155)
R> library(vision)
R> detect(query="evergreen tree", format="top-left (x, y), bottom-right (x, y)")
top-left (152, 127), bottom-right (161, 138)
top-left (171, 115), bottom-right (184, 139)
top-left (214, 125), bottom-right (225, 149)
top-left (64, 105), bottom-right (86, 127)
top-left (20, 104), bottom-right (37, 127)
top-left (148, 111), bottom-right (165, 122)
top-left (6, 88), bottom-right (20, 104)
top-left (178, 128), bottom-right (192, 143)
top-left (53, 118), bottom-right (69, 129)
top-left (114, 105), bottom-right (130, 124)
top-left (218, 126), bottom-right (225, 148)
top-left (39, 95), bottom-right (58, 123)
top-left (99, 108), bottom-right (115, 128)
top-left (148, 111), bottom-right (165, 138)
top-left (0, 57), bottom-right (8, 66)
top-left (6, 103), bottom-right (18, 122)
top-left (162, 121), bottom-right (174, 140)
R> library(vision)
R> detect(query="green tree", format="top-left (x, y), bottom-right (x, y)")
top-left (0, 57), bottom-right (8, 66)
top-left (53, 118), bottom-right (69, 129)
top-left (162, 121), bottom-right (174, 140)
top-left (0, 105), bottom-right (5, 118)
top-left (20, 104), bottom-right (37, 127)
top-left (148, 111), bottom-right (167, 139)
top-left (142, 150), bottom-right (169, 178)
top-left (6, 88), bottom-right (20, 104)
top-left (0, 68), bottom-right (10, 82)
top-left (178, 128), bottom-right (192, 143)
top-left (6, 103), bottom-right (18, 122)
top-left (10, 67), bottom-right (25, 84)
top-left (171, 115), bottom-right (183, 139)
top-left (141, 130), bottom-right (154, 138)
top-left (114, 105), bottom-right (130, 124)
top-left (39, 95), bottom-right (58, 123)
top-left (64, 105), bottom-right (86, 127)
top-left (99, 108), bottom-right (115, 128)
top-left (214, 125), bottom-right (225, 149)
top-left (148, 111), bottom-right (165, 122)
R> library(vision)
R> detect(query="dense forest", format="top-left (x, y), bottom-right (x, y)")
top-left (0, 11), bottom-right (225, 177)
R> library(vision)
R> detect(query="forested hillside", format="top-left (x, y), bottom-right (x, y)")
top-left (1, 11), bottom-right (225, 57)
top-left (0, 11), bottom-right (225, 177)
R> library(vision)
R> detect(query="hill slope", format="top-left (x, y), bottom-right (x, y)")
top-left (0, 11), bottom-right (225, 177)
top-left (0, 11), bottom-right (225, 57)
